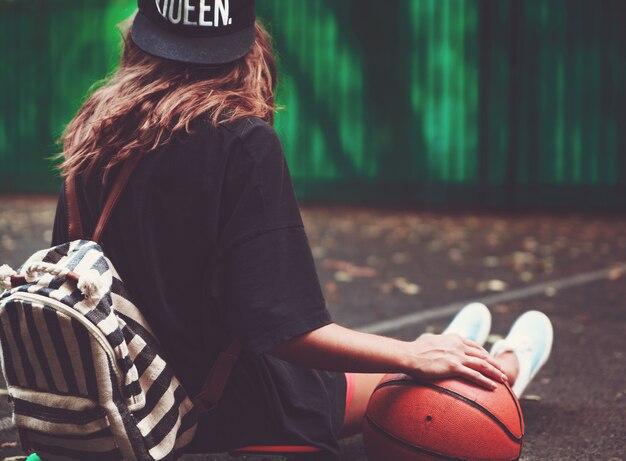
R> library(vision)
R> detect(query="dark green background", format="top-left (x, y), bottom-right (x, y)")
top-left (1, 0), bottom-right (625, 209)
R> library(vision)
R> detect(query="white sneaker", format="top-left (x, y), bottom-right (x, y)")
top-left (490, 310), bottom-right (554, 397)
top-left (442, 302), bottom-right (492, 346)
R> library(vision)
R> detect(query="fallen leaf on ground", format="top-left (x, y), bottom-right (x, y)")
top-left (444, 280), bottom-right (458, 290)
top-left (483, 256), bottom-right (500, 268)
top-left (391, 252), bottom-right (410, 264)
top-left (493, 304), bottom-right (510, 314)
top-left (1, 235), bottom-right (16, 251)
top-left (607, 266), bottom-right (625, 280)
top-left (324, 282), bottom-right (340, 302)
top-left (400, 283), bottom-right (420, 295)
top-left (42, 229), bottom-right (52, 243)
top-left (544, 286), bottom-right (557, 297)
top-left (334, 271), bottom-right (352, 282)
top-left (523, 237), bottom-right (538, 252)
top-left (476, 279), bottom-right (508, 292)
top-left (392, 277), bottom-right (421, 295)
top-left (427, 240), bottom-right (444, 252)
top-left (366, 255), bottom-right (382, 266)
top-left (512, 251), bottom-right (535, 270)
top-left (487, 279), bottom-right (507, 291)
top-left (485, 233), bottom-right (500, 247)
top-left (393, 277), bottom-right (409, 287)
top-left (448, 248), bottom-right (463, 262)
top-left (311, 246), bottom-right (326, 258)
top-left (323, 259), bottom-right (377, 277)
top-left (519, 271), bottom-right (533, 282)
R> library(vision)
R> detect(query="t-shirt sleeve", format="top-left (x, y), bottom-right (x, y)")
top-left (218, 121), bottom-right (331, 357)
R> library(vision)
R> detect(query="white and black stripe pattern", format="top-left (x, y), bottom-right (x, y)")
top-left (0, 239), bottom-right (198, 460)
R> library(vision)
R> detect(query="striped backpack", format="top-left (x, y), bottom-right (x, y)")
top-left (0, 157), bottom-right (240, 460)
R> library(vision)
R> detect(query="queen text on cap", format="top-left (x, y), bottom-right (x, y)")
top-left (155, 0), bottom-right (233, 27)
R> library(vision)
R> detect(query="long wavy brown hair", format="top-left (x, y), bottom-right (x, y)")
top-left (57, 19), bottom-right (277, 180)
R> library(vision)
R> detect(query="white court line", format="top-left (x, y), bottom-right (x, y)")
top-left (356, 263), bottom-right (626, 335)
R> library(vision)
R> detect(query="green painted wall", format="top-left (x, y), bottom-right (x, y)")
top-left (0, 0), bottom-right (137, 193)
top-left (1, 0), bottom-right (625, 208)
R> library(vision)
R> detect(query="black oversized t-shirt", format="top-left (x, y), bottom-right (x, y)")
top-left (51, 117), bottom-right (346, 455)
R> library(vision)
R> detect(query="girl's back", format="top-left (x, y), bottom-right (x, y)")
top-left (52, 115), bottom-right (346, 455)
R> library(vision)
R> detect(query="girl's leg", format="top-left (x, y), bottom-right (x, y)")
top-left (339, 372), bottom-right (386, 438)
top-left (494, 351), bottom-right (520, 383)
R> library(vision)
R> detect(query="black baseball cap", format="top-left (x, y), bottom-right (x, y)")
top-left (131, 0), bottom-right (256, 65)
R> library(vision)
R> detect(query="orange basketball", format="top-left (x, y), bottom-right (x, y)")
top-left (363, 374), bottom-right (524, 461)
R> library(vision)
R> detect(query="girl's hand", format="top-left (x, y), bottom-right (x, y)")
top-left (405, 333), bottom-right (508, 389)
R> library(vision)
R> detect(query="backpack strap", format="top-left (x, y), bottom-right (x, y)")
top-left (65, 154), bottom-right (143, 243)
top-left (193, 341), bottom-right (242, 414)
top-left (65, 173), bottom-right (85, 241)
top-left (65, 154), bottom-right (241, 413)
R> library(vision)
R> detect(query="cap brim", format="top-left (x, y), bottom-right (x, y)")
top-left (131, 11), bottom-right (255, 65)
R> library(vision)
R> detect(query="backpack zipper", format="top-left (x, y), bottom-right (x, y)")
top-left (2, 291), bottom-right (123, 383)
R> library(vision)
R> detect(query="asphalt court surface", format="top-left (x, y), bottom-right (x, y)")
top-left (0, 197), bottom-right (625, 460)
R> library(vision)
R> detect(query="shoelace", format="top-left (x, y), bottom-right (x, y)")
top-left (496, 336), bottom-right (534, 356)
top-left (507, 336), bottom-right (534, 354)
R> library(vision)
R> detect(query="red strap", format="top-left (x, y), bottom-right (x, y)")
top-left (231, 446), bottom-right (322, 454)
top-left (65, 173), bottom-right (84, 241)
top-left (65, 154), bottom-right (143, 243)
top-left (193, 342), bottom-right (241, 413)
top-left (92, 154), bottom-right (143, 244)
